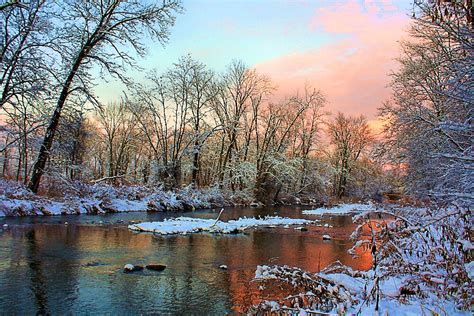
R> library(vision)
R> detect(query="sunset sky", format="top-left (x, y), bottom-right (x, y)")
top-left (97, 0), bottom-right (413, 128)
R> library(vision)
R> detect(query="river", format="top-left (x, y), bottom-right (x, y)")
top-left (0, 206), bottom-right (371, 314)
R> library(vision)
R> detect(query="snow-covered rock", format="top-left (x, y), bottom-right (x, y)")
top-left (123, 264), bottom-right (135, 272)
top-left (123, 264), bottom-right (144, 273)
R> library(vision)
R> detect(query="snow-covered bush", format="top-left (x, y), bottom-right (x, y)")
top-left (250, 264), bottom-right (357, 314)
top-left (350, 205), bottom-right (473, 310)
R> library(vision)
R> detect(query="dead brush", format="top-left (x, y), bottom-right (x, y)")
top-left (350, 204), bottom-right (473, 310)
top-left (249, 265), bottom-right (357, 315)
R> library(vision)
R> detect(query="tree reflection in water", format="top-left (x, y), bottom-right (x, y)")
top-left (26, 229), bottom-right (49, 314)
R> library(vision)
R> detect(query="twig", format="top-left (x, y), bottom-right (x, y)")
top-left (210, 208), bottom-right (224, 227)
top-left (90, 175), bottom-right (125, 184)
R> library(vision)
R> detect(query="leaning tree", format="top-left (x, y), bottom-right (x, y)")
top-left (28, 0), bottom-right (182, 193)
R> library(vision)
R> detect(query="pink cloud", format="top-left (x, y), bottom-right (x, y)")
top-left (255, 0), bottom-right (410, 122)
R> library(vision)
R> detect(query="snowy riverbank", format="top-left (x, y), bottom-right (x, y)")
top-left (1, 179), bottom-right (383, 217)
top-left (249, 204), bottom-right (473, 315)
top-left (1, 178), bottom-right (388, 217)
top-left (0, 179), bottom-right (228, 216)
top-left (251, 264), bottom-right (470, 315)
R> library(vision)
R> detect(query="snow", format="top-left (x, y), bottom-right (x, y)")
top-left (358, 295), bottom-right (469, 316)
top-left (255, 265), bottom-right (279, 279)
top-left (465, 261), bottom-right (474, 280)
top-left (129, 216), bottom-right (315, 235)
top-left (0, 179), bottom-right (227, 216)
top-left (253, 265), bottom-right (470, 315)
top-left (457, 239), bottom-right (474, 251)
top-left (252, 203), bottom-right (473, 315)
top-left (103, 200), bottom-right (147, 212)
top-left (0, 199), bottom-right (35, 216)
top-left (42, 201), bottom-right (66, 215)
top-left (303, 202), bottom-right (376, 215)
top-left (123, 264), bottom-right (134, 272)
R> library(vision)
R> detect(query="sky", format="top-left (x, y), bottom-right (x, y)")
top-left (96, 0), bottom-right (413, 130)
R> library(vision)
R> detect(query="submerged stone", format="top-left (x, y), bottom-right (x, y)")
top-left (146, 264), bottom-right (167, 271)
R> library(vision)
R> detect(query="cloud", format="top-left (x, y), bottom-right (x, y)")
top-left (255, 0), bottom-right (410, 124)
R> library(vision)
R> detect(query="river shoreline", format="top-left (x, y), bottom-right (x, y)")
top-left (0, 179), bottom-right (327, 217)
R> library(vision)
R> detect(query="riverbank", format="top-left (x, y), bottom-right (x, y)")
top-left (0, 179), bottom-right (328, 216)
top-left (249, 204), bottom-right (473, 315)
top-left (0, 179), bottom-right (231, 216)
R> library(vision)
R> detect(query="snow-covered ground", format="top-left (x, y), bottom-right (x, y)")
top-left (252, 264), bottom-right (470, 315)
top-left (129, 216), bottom-right (316, 234)
top-left (0, 179), bottom-right (227, 216)
top-left (302, 202), bottom-right (376, 215)
top-left (250, 203), bottom-right (473, 315)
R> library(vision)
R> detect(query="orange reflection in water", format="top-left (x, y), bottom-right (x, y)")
top-left (222, 224), bottom-right (373, 313)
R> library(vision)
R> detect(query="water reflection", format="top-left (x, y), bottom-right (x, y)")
top-left (0, 207), bottom-right (371, 314)
top-left (26, 230), bottom-right (49, 314)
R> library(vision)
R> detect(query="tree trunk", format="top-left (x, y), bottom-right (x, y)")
top-left (28, 47), bottom-right (89, 193)
top-left (192, 143), bottom-right (199, 187)
top-left (16, 149), bottom-right (22, 181)
top-left (2, 136), bottom-right (9, 177)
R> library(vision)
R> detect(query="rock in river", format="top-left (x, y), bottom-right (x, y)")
top-left (146, 264), bottom-right (167, 271)
top-left (123, 264), bottom-right (144, 273)
top-left (322, 234), bottom-right (331, 240)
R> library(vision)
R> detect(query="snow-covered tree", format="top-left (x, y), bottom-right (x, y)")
top-left (380, 0), bottom-right (473, 205)
top-left (327, 113), bottom-right (373, 198)
top-left (28, 0), bottom-right (182, 193)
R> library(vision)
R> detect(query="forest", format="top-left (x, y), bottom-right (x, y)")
top-left (0, 0), bottom-right (472, 315)
top-left (0, 6), bottom-right (379, 207)
top-left (0, 0), bottom-right (470, 207)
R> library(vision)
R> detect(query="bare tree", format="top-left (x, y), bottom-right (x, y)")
top-left (0, 1), bottom-right (27, 11)
top-left (327, 113), bottom-right (373, 198)
top-left (128, 66), bottom-right (191, 188)
top-left (95, 101), bottom-right (140, 184)
top-left (0, 0), bottom-right (52, 110)
top-left (2, 97), bottom-right (48, 183)
top-left (28, 0), bottom-right (182, 193)
top-left (186, 57), bottom-right (217, 187)
top-left (212, 60), bottom-right (272, 190)
top-left (254, 88), bottom-right (325, 202)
